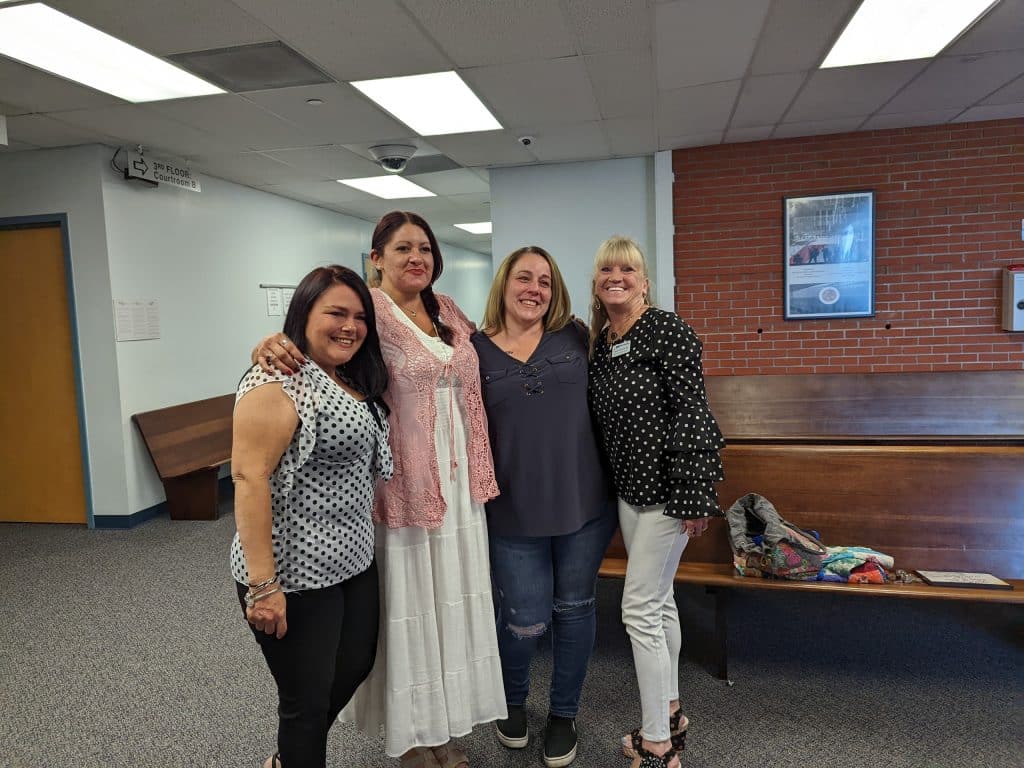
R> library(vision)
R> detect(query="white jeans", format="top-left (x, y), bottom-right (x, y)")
top-left (619, 498), bottom-right (688, 742)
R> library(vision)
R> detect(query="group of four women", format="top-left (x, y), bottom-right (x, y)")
top-left (230, 211), bottom-right (726, 768)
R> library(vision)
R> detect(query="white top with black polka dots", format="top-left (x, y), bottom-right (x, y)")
top-left (588, 307), bottom-right (725, 519)
top-left (230, 361), bottom-right (393, 591)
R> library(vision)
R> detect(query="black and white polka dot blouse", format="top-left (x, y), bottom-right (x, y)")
top-left (588, 307), bottom-right (725, 519)
top-left (230, 361), bottom-right (393, 591)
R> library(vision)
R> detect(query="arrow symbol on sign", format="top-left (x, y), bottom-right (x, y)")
top-left (133, 158), bottom-right (149, 175)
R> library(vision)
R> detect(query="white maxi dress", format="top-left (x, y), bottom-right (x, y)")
top-left (341, 303), bottom-right (506, 757)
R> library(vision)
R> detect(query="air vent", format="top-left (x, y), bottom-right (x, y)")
top-left (167, 41), bottom-right (333, 92)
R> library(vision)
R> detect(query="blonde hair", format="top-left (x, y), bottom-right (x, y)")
top-left (481, 246), bottom-right (572, 336)
top-left (588, 236), bottom-right (653, 357)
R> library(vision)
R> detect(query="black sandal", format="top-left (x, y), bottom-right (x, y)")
top-left (632, 741), bottom-right (679, 768)
top-left (622, 711), bottom-right (689, 757)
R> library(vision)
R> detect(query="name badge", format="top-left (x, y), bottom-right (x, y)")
top-left (611, 341), bottom-right (631, 358)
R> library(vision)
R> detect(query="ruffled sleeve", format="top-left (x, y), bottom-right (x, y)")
top-left (370, 400), bottom-right (394, 484)
top-left (655, 315), bottom-right (726, 518)
top-left (237, 362), bottom-right (319, 497)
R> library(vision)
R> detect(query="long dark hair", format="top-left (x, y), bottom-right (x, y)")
top-left (283, 265), bottom-right (388, 402)
top-left (370, 210), bottom-right (454, 346)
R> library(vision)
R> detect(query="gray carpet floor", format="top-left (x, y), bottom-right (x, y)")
top-left (1, 504), bottom-right (1021, 768)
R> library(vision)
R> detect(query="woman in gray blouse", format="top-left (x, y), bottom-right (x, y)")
top-left (471, 246), bottom-right (616, 768)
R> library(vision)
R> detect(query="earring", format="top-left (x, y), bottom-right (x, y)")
top-left (593, 296), bottom-right (602, 311)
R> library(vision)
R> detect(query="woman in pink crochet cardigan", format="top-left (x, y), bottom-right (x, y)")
top-left (255, 211), bottom-right (504, 768)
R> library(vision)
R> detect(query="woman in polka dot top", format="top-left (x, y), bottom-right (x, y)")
top-left (231, 265), bottom-right (393, 768)
top-left (587, 236), bottom-right (726, 768)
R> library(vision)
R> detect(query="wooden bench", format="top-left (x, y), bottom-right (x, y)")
top-left (598, 370), bottom-right (1024, 679)
top-left (132, 394), bottom-right (235, 520)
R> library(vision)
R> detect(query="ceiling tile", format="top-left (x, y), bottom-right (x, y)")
top-left (429, 131), bottom-right (536, 167)
top-left (564, 0), bottom-right (650, 54)
top-left (957, 103), bottom-right (1024, 122)
top-left (243, 84), bottom-right (411, 145)
top-left (46, 0), bottom-right (277, 55)
top-left (525, 121), bottom-right (610, 163)
top-left (982, 75), bottom-right (1024, 106)
top-left (260, 146), bottom-right (383, 179)
top-left (230, 0), bottom-right (450, 80)
top-left (785, 61), bottom-right (928, 122)
top-left (462, 57), bottom-right (600, 130)
top-left (147, 94), bottom-right (309, 151)
top-left (654, 0), bottom-right (770, 90)
top-left (0, 59), bottom-right (123, 113)
top-left (402, 0), bottom-right (576, 68)
top-left (724, 125), bottom-right (774, 143)
top-left (406, 169), bottom-right (490, 196)
top-left (6, 114), bottom-right (119, 148)
top-left (773, 116), bottom-right (863, 139)
top-left (730, 72), bottom-right (806, 129)
top-left (659, 80), bottom-right (740, 137)
top-left (263, 180), bottom-right (374, 205)
top-left (659, 131), bottom-right (722, 151)
top-left (750, 0), bottom-right (858, 75)
top-left (881, 50), bottom-right (1024, 114)
top-left (190, 152), bottom-right (313, 186)
top-left (51, 105), bottom-right (235, 157)
top-left (861, 109), bottom-right (961, 131)
top-left (946, 0), bottom-right (1024, 56)
top-left (603, 117), bottom-right (657, 157)
top-left (586, 50), bottom-right (655, 119)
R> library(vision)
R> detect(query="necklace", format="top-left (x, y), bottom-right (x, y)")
top-left (399, 304), bottom-right (419, 318)
top-left (608, 306), bottom-right (646, 342)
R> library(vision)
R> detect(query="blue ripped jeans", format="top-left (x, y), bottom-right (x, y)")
top-left (489, 510), bottom-right (618, 718)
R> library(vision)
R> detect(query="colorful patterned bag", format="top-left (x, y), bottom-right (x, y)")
top-left (726, 493), bottom-right (827, 580)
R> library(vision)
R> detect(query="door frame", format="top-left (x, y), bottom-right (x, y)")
top-left (0, 213), bottom-right (95, 527)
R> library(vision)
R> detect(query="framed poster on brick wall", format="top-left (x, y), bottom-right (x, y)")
top-left (783, 191), bottom-right (875, 320)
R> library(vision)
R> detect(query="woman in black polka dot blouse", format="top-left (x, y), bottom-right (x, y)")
top-left (587, 236), bottom-right (725, 768)
top-left (230, 265), bottom-right (393, 768)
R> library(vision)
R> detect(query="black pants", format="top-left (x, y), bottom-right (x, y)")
top-left (236, 561), bottom-right (379, 768)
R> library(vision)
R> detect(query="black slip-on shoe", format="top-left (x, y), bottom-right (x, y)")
top-left (496, 705), bottom-right (529, 749)
top-left (543, 715), bottom-right (577, 768)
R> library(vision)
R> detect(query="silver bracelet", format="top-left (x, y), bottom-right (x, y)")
top-left (248, 575), bottom-right (278, 591)
top-left (244, 586), bottom-right (282, 608)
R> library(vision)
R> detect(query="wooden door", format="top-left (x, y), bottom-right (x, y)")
top-left (0, 224), bottom-right (87, 523)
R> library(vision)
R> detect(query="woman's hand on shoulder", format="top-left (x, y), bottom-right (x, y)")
top-left (252, 333), bottom-right (305, 375)
top-left (246, 590), bottom-right (288, 639)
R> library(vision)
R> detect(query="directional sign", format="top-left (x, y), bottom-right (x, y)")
top-left (123, 146), bottom-right (201, 192)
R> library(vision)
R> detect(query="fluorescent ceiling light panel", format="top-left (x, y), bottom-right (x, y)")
top-left (351, 71), bottom-right (502, 136)
top-left (454, 222), bottom-right (492, 234)
top-left (0, 3), bottom-right (224, 102)
top-left (822, 0), bottom-right (996, 68)
top-left (337, 176), bottom-right (436, 199)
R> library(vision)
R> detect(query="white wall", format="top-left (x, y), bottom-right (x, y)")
top-left (101, 168), bottom-right (495, 514)
top-left (101, 170), bottom-right (379, 512)
top-left (2, 144), bottom-right (495, 518)
top-left (490, 156), bottom-right (659, 318)
top-left (434, 245), bottom-right (492, 325)
top-left (0, 145), bottom-right (129, 520)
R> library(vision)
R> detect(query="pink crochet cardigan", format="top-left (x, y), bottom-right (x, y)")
top-left (371, 288), bottom-right (499, 529)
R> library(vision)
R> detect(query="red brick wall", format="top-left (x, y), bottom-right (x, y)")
top-left (673, 119), bottom-right (1024, 375)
